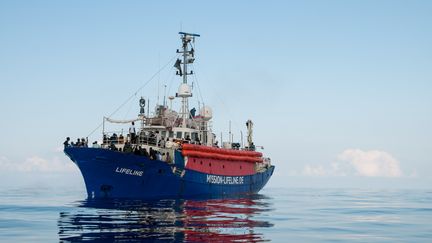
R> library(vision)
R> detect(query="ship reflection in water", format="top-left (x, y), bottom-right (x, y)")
top-left (58, 195), bottom-right (274, 242)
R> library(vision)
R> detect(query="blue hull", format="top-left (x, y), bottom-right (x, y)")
top-left (64, 147), bottom-right (274, 199)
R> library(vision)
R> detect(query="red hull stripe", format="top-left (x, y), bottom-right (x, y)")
top-left (182, 143), bottom-right (262, 158)
top-left (186, 157), bottom-right (256, 176)
top-left (182, 150), bottom-right (263, 163)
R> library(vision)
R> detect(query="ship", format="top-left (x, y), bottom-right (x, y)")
top-left (64, 32), bottom-right (274, 199)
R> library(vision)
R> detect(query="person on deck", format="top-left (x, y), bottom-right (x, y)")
top-left (129, 122), bottom-right (136, 144)
top-left (155, 131), bottom-right (160, 146)
top-left (63, 137), bottom-right (70, 149)
top-left (185, 135), bottom-right (191, 143)
top-left (165, 152), bottom-right (172, 163)
top-left (103, 134), bottom-right (108, 144)
top-left (149, 147), bottom-right (155, 160)
top-left (156, 151), bottom-right (162, 161)
top-left (92, 141), bottom-right (100, 148)
top-left (160, 138), bottom-right (166, 148)
top-left (109, 142), bottom-right (117, 151)
top-left (119, 134), bottom-right (124, 144)
top-left (141, 148), bottom-right (149, 157)
top-left (82, 138), bottom-right (88, 148)
top-left (74, 138), bottom-right (81, 147)
top-left (110, 133), bottom-right (118, 144)
top-left (123, 141), bottom-right (133, 153)
top-left (134, 146), bottom-right (141, 155)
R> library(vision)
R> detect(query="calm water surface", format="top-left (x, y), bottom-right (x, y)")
top-left (0, 186), bottom-right (431, 242)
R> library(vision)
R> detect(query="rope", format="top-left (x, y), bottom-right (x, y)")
top-left (191, 63), bottom-right (205, 105)
top-left (87, 54), bottom-right (179, 137)
top-left (123, 94), bottom-right (137, 120)
top-left (166, 72), bottom-right (176, 100)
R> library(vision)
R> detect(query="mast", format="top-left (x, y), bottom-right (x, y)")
top-left (174, 32), bottom-right (200, 129)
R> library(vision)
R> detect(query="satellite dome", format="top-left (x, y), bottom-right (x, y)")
top-left (199, 106), bottom-right (213, 120)
top-left (178, 83), bottom-right (192, 97)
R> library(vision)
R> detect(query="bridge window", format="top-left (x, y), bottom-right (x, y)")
top-left (192, 132), bottom-right (199, 141)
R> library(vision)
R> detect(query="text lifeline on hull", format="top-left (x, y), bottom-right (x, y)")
top-left (64, 32), bottom-right (275, 199)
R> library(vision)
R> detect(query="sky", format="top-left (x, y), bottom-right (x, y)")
top-left (0, 0), bottom-right (431, 189)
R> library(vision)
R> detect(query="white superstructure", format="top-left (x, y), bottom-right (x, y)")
top-left (100, 32), bottom-right (256, 154)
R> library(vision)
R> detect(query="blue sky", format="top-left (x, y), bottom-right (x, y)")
top-left (0, 1), bottom-right (431, 189)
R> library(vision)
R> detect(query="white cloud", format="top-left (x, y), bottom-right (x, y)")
top-left (338, 149), bottom-right (403, 177)
top-left (302, 149), bottom-right (404, 178)
top-left (0, 155), bottom-right (76, 172)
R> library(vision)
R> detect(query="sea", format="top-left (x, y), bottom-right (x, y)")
top-left (0, 185), bottom-right (431, 242)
